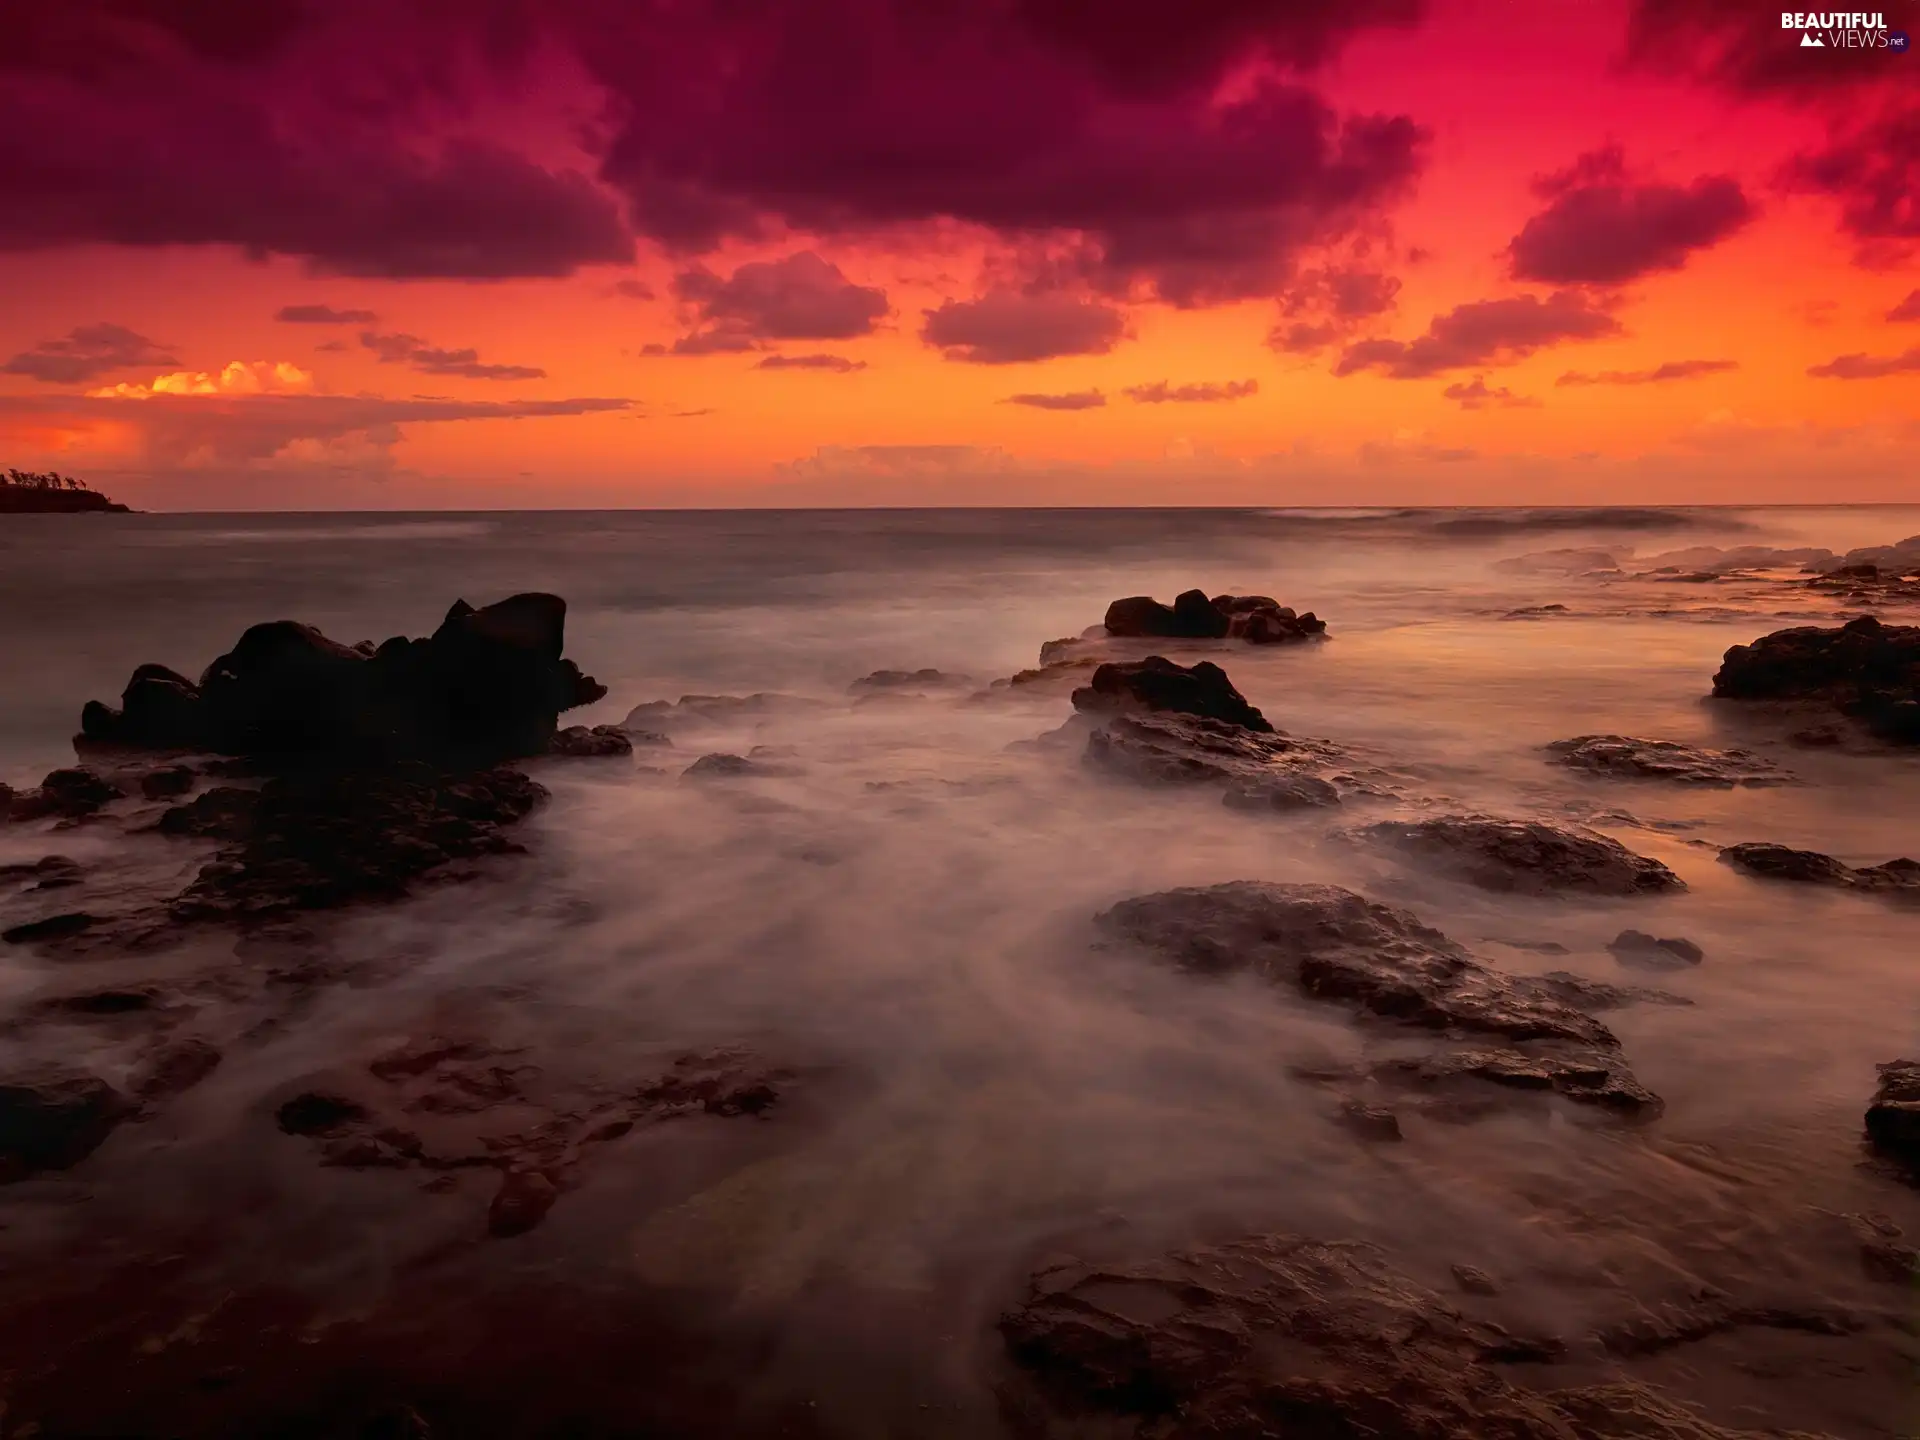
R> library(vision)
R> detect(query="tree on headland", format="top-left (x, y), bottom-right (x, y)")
top-left (3, 468), bottom-right (88, 491)
top-left (0, 467), bottom-right (130, 511)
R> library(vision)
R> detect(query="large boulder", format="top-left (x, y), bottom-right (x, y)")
top-left (77, 594), bottom-right (607, 764)
top-left (1719, 842), bottom-right (1919, 894)
top-left (1102, 588), bottom-right (1326, 644)
top-left (0, 1068), bottom-right (131, 1182)
top-left (1071, 656), bottom-right (1272, 733)
top-left (1712, 615), bottom-right (1920, 744)
top-left (1545, 735), bottom-right (1791, 787)
top-left (1350, 815), bottom-right (1686, 897)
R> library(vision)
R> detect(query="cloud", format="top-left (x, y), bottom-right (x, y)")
top-left (1556, 359), bottom-right (1739, 386)
top-left (1004, 389), bottom-right (1107, 410)
top-left (87, 360), bottom-right (315, 398)
top-left (1, 323), bottom-right (177, 384)
top-left (1621, 0), bottom-right (1908, 103)
top-left (1780, 107), bottom-right (1920, 263)
top-left (1506, 146), bottom-right (1753, 285)
top-left (1123, 379), bottom-right (1260, 404)
top-left (755, 354), bottom-right (868, 372)
top-left (668, 252), bottom-right (889, 352)
top-left (1807, 346), bottom-right (1920, 379)
top-left (1890, 290), bottom-right (1920, 324)
top-left (1335, 291), bottom-right (1621, 379)
top-left (922, 291), bottom-right (1130, 364)
top-left (276, 304), bottom-right (377, 324)
top-left (609, 279), bottom-right (656, 300)
top-left (1269, 264), bottom-right (1402, 352)
top-left (359, 331), bottom-right (545, 380)
top-left (1441, 377), bottom-right (1539, 409)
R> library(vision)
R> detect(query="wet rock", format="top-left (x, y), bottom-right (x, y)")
top-left (1098, 881), bottom-right (1659, 1115)
top-left (2, 912), bottom-right (99, 946)
top-left (0, 1067), bottom-right (131, 1181)
top-left (42, 987), bottom-right (161, 1016)
top-left (1502, 603), bottom-right (1570, 619)
top-left (1337, 1100), bottom-right (1402, 1142)
top-left (848, 668), bottom-right (972, 696)
top-left (1845, 1212), bottom-right (1918, 1282)
top-left (1071, 656), bottom-right (1272, 733)
top-left (1594, 1290), bottom-right (1863, 1356)
top-left (1001, 1233), bottom-right (1781, 1440)
top-left (620, 692), bottom-right (824, 734)
top-left (154, 785), bottom-right (259, 840)
top-left (1789, 725), bottom-right (1844, 748)
top-left (1351, 814), bottom-right (1686, 897)
top-left (1865, 1060), bottom-right (1920, 1168)
top-left (0, 855), bottom-right (82, 890)
top-left (1452, 1264), bottom-right (1501, 1296)
top-left (1101, 589), bottom-right (1327, 644)
top-left (136, 764), bottom-right (196, 799)
top-left (488, 1170), bottom-right (558, 1237)
top-left (1373, 1046), bottom-right (1662, 1116)
top-left (1222, 773), bottom-right (1342, 811)
top-left (2, 767), bottom-right (124, 822)
top-left (684, 752), bottom-right (765, 778)
top-left (1546, 735), bottom-right (1791, 787)
top-left (133, 1038), bottom-right (222, 1101)
top-left (1083, 712), bottom-right (1340, 790)
top-left (1720, 842), bottom-right (1919, 894)
top-left (276, 1091), bottom-right (371, 1137)
top-left (1608, 929), bottom-right (1704, 968)
top-left (545, 724), bottom-right (633, 759)
top-left (1712, 615), bottom-right (1920, 745)
top-left (1494, 546), bottom-right (1622, 575)
top-left (79, 593), bottom-right (607, 764)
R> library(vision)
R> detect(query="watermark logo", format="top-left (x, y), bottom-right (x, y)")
top-left (1780, 10), bottom-right (1908, 47)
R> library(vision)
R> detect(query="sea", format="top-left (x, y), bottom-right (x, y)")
top-left (1, 504), bottom-right (1917, 1437)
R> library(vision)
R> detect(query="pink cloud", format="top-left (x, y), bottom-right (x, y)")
top-left (922, 291), bottom-right (1130, 364)
top-left (1336, 292), bottom-right (1622, 379)
top-left (1, 323), bottom-right (177, 383)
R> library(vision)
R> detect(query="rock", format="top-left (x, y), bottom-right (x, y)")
top-left (42, 987), bottom-right (161, 1016)
top-left (1720, 843), bottom-right (1919, 894)
top-left (545, 724), bottom-right (633, 758)
top-left (1351, 815), bottom-right (1685, 897)
top-left (0, 1068), bottom-right (131, 1181)
top-left (1338, 1100), bottom-right (1402, 1142)
top-left (154, 785), bottom-right (259, 840)
top-left (683, 752), bottom-right (757, 778)
top-left (1098, 881), bottom-right (1659, 1115)
top-left (1071, 656), bottom-right (1272, 732)
top-left (1222, 773), bottom-right (1342, 811)
top-left (1372, 1046), bottom-right (1663, 1115)
top-left (133, 1039), bottom-right (222, 1101)
top-left (1502, 603), bottom-right (1570, 619)
top-left (78, 593), bottom-right (607, 764)
top-left (1845, 1212), bottom-right (1918, 1282)
top-left (1608, 929), bottom-right (1704, 968)
top-left (488, 1169), bottom-right (559, 1237)
top-left (1083, 712), bottom-right (1339, 790)
top-left (1546, 735), bottom-right (1791, 787)
top-left (2, 912), bottom-right (98, 945)
top-left (848, 668), bottom-right (971, 695)
top-left (620, 692), bottom-right (823, 734)
top-left (276, 1091), bottom-right (371, 1136)
top-left (1000, 1233), bottom-right (1786, 1440)
top-left (0, 855), bottom-right (82, 890)
top-left (1452, 1264), bottom-right (1501, 1296)
top-left (1101, 589), bottom-right (1326, 644)
top-left (1867, 1061), bottom-right (1920, 1171)
top-left (1789, 725), bottom-right (1844, 748)
top-left (136, 764), bottom-right (196, 799)
top-left (1494, 547), bottom-right (1622, 575)
top-left (1712, 615), bottom-right (1920, 744)
top-left (3, 767), bottom-right (124, 822)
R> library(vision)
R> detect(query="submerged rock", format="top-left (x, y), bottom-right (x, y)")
top-left (848, 668), bottom-right (972, 696)
top-left (1712, 615), bottom-right (1920, 745)
top-left (620, 692), bottom-right (824, 734)
top-left (1608, 929), bottom-right (1705, 968)
top-left (1546, 735), bottom-right (1791, 787)
top-left (79, 593), bottom-right (607, 765)
top-left (545, 724), bottom-right (633, 759)
top-left (1866, 1061), bottom-right (1920, 1170)
top-left (1222, 773), bottom-right (1342, 811)
top-left (1719, 843), bottom-right (1919, 894)
top-left (1098, 881), bottom-right (1659, 1115)
top-left (1101, 588), bottom-right (1328, 645)
top-left (1071, 656), bottom-right (1272, 732)
top-left (0, 1067), bottom-right (131, 1181)
top-left (1000, 1233), bottom-right (1790, 1439)
top-left (1351, 814), bottom-right (1686, 897)
top-left (2, 767), bottom-right (124, 823)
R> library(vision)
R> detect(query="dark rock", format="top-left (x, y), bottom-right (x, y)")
top-left (620, 692), bottom-right (823, 734)
top-left (1098, 881), bottom-right (1659, 1115)
top-left (1000, 1233), bottom-right (1763, 1439)
top-left (2, 912), bottom-right (98, 945)
top-left (1712, 615), bottom-right (1920, 744)
top-left (1789, 725), bottom-right (1844, 748)
top-left (683, 752), bottom-right (757, 778)
top-left (1546, 735), bottom-right (1791, 787)
top-left (0, 855), bottom-right (82, 890)
top-left (1102, 589), bottom-right (1325, 645)
top-left (1720, 842), bottom-right (1919, 894)
top-left (79, 593), bottom-right (606, 764)
top-left (3, 767), bottom-right (124, 822)
top-left (1373, 1046), bottom-right (1663, 1115)
top-left (488, 1169), bottom-right (559, 1237)
top-left (1867, 1061), bottom-right (1920, 1169)
top-left (155, 785), bottom-right (259, 840)
top-left (1608, 929), bottom-right (1704, 968)
top-left (1083, 712), bottom-right (1323, 788)
top-left (848, 668), bottom-right (971, 694)
top-left (1452, 1264), bottom-right (1500, 1296)
top-left (1352, 815), bottom-right (1686, 897)
top-left (1338, 1100), bottom-right (1402, 1142)
top-left (1072, 656), bottom-right (1272, 732)
top-left (276, 1091), bottom-right (371, 1136)
top-left (545, 724), bottom-right (633, 758)
top-left (133, 1039), bottom-right (222, 1101)
top-left (0, 1068), bottom-right (131, 1181)
top-left (45, 988), bottom-right (160, 1016)
top-left (1222, 774), bottom-right (1342, 811)
top-left (136, 764), bottom-right (196, 799)
top-left (1846, 1212), bottom-right (1918, 1282)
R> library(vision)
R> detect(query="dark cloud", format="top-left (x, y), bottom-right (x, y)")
top-left (1004, 389), bottom-right (1107, 410)
top-left (0, 323), bottom-right (177, 383)
top-left (1891, 290), bottom-right (1920, 323)
top-left (755, 354), bottom-right (868, 372)
top-left (1123, 379), bottom-right (1259, 404)
top-left (359, 330), bottom-right (545, 380)
top-left (922, 291), bottom-right (1130, 364)
top-left (1557, 359), bottom-right (1738, 386)
top-left (1807, 346), bottom-right (1920, 379)
top-left (1440, 377), bottom-right (1539, 409)
top-left (276, 304), bottom-right (378, 323)
top-left (1621, 0), bottom-right (1911, 102)
top-left (610, 278), bottom-right (655, 300)
top-left (1780, 106), bottom-right (1920, 262)
top-left (669, 252), bottom-right (889, 353)
top-left (1335, 291), bottom-right (1621, 379)
top-left (1269, 264), bottom-right (1400, 352)
top-left (1507, 146), bottom-right (1753, 285)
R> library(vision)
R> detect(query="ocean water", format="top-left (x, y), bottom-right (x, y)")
top-left (2, 505), bottom-right (1918, 1436)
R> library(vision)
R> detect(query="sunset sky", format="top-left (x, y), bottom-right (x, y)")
top-left (0, 0), bottom-right (1914, 510)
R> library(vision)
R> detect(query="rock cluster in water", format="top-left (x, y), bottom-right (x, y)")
top-left (1102, 588), bottom-right (1327, 644)
top-left (1071, 655), bottom-right (1273, 732)
top-left (1351, 814), bottom-right (1686, 897)
top-left (1712, 615), bottom-right (1920, 745)
top-left (78, 593), bottom-right (607, 764)
top-left (1719, 842), bottom-right (1919, 895)
top-left (1546, 735), bottom-right (1791, 787)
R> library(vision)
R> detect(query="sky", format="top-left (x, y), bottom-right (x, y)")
top-left (0, 0), bottom-right (1915, 510)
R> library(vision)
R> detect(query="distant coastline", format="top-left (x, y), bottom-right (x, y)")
top-left (0, 469), bottom-right (131, 514)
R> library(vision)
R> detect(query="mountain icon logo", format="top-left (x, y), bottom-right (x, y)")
top-left (1800, 30), bottom-right (1825, 43)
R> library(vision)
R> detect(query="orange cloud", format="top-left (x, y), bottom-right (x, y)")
top-left (88, 360), bottom-right (315, 399)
